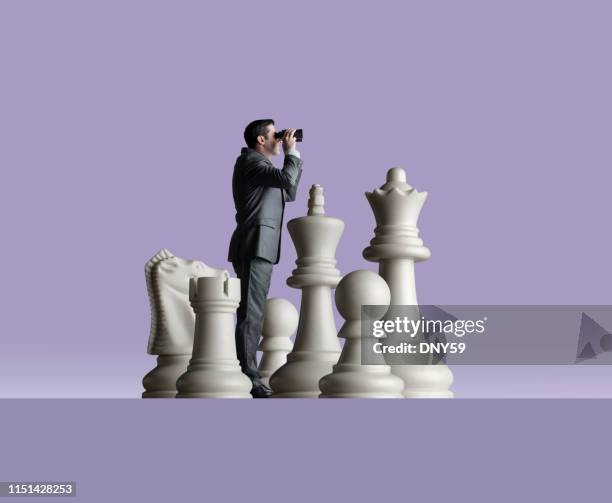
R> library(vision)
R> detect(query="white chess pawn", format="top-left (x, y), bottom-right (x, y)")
top-left (363, 167), bottom-right (453, 398)
top-left (319, 270), bottom-right (405, 398)
top-left (175, 273), bottom-right (253, 398)
top-left (270, 185), bottom-right (344, 397)
top-left (258, 298), bottom-right (298, 387)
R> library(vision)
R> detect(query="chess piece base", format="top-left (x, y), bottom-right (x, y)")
top-left (175, 359), bottom-right (253, 399)
top-left (319, 366), bottom-right (405, 398)
top-left (392, 364), bottom-right (454, 399)
top-left (142, 355), bottom-right (190, 398)
top-left (270, 351), bottom-right (340, 398)
top-left (403, 390), bottom-right (455, 399)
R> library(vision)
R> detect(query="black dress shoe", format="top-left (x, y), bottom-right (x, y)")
top-left (251, 383), bottom-right (273, 398)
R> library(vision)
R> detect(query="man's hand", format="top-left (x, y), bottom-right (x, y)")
top-left (282, 128), bottom-right (297, 155)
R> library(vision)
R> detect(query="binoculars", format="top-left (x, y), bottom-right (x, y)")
top-left (274, 129), bottom-right (303, 142)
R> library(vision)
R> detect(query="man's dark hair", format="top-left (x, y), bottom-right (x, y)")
top-left (244, 119), bottom-right (274, 149)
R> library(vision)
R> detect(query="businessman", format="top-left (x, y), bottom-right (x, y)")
top-left (228, 119), bottom-right (303, 398)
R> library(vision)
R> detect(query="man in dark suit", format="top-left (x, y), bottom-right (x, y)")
top-left (228, 119), bottom-right (303, 398)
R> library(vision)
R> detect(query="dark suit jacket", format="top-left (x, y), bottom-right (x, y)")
top-left (228, 147), bottom-right (303, 265)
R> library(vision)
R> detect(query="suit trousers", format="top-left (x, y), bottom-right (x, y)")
top-left (232, 257), bottom-right (274, 385)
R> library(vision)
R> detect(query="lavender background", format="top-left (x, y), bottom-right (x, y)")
top-left (1, 0), bottom-right (611, 401)
top-left (1, 2), bottom-right (611, 501)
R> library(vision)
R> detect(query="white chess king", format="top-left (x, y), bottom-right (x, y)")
top-left (363, 167), bottom-right (454, 398)
top-left (269, 184), bottom-right (344, 397)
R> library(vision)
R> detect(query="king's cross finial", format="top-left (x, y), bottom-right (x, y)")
top-left (307, 184), bottom-right (325, 216)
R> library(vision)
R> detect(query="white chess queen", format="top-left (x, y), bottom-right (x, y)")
top-left (363, 168), bottom-right (454, 398)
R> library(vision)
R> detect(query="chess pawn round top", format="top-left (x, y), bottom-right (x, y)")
top-left (319, 270), bottom-right (404, 398)
top-left (335, 270), bottom-right (391, 322)
top-left (334, 269), bottom-right (391, 362)
top-left (262, 298), bottom-right (299, 339)
top-left (258, 298), bottom-right (298, 386)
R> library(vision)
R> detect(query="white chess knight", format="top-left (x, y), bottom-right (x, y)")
top-left (269, 184), bottom-right (344, 397)
top-left (175, 272), bottom-right (253, 398)
top-left (258, 298), bottom-right (298, 387)
top-left (319, 270), bottom-right (405, 398)
top-left (142, 249), bottom-right (225, 398)
top-left (363, 167), bottom-right (454, 398)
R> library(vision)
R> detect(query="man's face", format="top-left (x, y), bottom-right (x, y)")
top-left (258, 124), bottom-right (281, 156)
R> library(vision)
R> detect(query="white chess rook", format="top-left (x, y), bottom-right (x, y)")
top-left (176, 273), bottom-right (252, 398)
top-left (258, 298), bottom-right (298, 387)
top-left (363, 167), bottom-right (454, 398)
top-left (270, 185), bottom-right (344, 398)
top-left (319, 270), bottom-right (405, 398)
